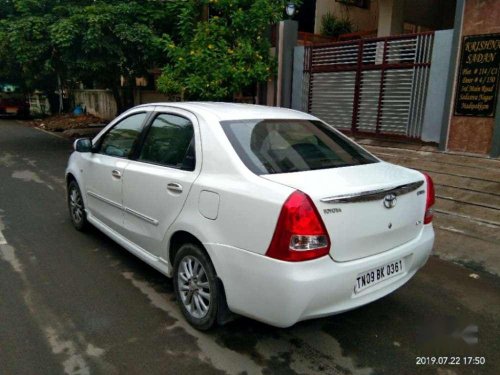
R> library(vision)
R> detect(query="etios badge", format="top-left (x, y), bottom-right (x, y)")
top-left (383, 193), bottom-right (397, 209)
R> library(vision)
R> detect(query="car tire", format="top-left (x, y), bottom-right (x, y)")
top-left (173, 243), bottom-right (218, 331)
top-left (68, 180), bottom-right (88, 231)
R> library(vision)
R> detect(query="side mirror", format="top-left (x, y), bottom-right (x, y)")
top-left (74, 138), bottom-right (93, 153)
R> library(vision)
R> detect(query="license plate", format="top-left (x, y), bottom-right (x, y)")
top-left (355, 259), bottom-right (405, 293)
top-left (5, 107), bottom-right (18, 114)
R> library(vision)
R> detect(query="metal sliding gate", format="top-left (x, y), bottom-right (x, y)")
top-left (303, 32), bottom-right (434, 139)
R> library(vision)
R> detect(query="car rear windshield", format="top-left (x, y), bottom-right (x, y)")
top-left (220, 119), bottom-right (378, 175)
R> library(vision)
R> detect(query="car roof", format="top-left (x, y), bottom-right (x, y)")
top-left (135, 102), bottom-right (317, 122)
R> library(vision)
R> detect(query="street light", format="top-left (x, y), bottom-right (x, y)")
top-left (285, 2), bottom-right (296, 18)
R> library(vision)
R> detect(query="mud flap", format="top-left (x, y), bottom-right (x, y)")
top-left (216, 278), bottom-right (235, 325)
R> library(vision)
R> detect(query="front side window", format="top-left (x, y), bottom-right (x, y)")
top-left (221, 119), bottom-right (378, 174)
top-left (99, 112), bottom-right (148, 158)
top-left (139, 113), bottom-right (195, 170)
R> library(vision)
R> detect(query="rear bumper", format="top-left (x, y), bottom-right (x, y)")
top-left (0, 107), bottom-right (28, 116)
top-left (206, 225), bottom-right (434, 327)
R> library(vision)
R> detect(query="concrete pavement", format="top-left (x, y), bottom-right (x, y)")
top-left (1, 119), bottom-right (499, 375)
top-left (357, 138), bottom-right (500, 276)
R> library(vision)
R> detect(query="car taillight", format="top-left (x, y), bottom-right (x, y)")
top-left (423, 173), bottom-right (435, 224)
top-left (266, 191), bottom-right (330, 262)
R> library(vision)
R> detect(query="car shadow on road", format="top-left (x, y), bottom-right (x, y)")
top-left (82, 222), bottom-right (499, 375)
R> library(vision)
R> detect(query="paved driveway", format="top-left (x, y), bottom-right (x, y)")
top-left (0, 119), bottom-right (498, 375)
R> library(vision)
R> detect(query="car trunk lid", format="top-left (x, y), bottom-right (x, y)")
top-left (262, 162), bottom-right (427, 262)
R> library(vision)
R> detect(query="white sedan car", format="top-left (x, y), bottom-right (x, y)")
top-left (66, 102), bottom-right (435, 330)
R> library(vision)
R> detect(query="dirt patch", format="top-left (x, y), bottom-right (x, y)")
top-left (30, 114), bottom-right (107, 132)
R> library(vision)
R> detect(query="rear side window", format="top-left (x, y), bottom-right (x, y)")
top-left (139, 113), bottom-right (195, 170)
top-left (221, 119), bottom-right (378, 174)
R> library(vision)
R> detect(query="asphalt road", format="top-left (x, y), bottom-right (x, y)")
top-left (0, 119), bottom-right (499, 375)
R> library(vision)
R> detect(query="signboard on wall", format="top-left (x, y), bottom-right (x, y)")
top-left (454, 33), bottom-right (500, 117)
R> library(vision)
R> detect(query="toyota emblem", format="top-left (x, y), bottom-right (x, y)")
top-left (383, 193), bottom-right (397, 209)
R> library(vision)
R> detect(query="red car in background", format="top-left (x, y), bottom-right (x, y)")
top-left (0, 83), bottom-right (30, 118)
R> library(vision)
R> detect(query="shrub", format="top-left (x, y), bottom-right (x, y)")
top-left (320, 12), bottom-right (353, 37)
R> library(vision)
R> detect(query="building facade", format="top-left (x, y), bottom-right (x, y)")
top-left (290, 0), bottom-right (499, 157)
top-left (445, 0), bottom-right (500, 155)
top-left (312, 0), bottom-right (456, 37)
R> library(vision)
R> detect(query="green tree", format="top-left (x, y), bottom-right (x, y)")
top-left (157, 0), bottom-right (284, 101)
top-left (0, 0), bottom-right (81, 112)
top-left (0, 0), bottom-right (173, 114)
top-left (0, 0), bottom-right (58, 95)
top-left (50, 1), bottom-right (173, 113)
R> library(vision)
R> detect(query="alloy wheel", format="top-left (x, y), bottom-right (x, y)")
top-left (69, 186), bottom-right (84, 224)
top-left (177, 256), bottom-right (211, 319)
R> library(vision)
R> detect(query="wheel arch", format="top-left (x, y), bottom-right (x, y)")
top-left (168, 230), bottom-right (206, 266)
top-left (168, 229), bottom-right (234, 325)
top-left (66, 172), bottom-right (77, 186)
top-left (65, 166), bottom-right (88, 208)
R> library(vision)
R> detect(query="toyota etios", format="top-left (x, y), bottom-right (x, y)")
top-left (66, 103), bottom-right (434, 330)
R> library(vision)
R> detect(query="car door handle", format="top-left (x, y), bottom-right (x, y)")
top-left (111, 169), bottom-right (122, 179)
top-left (167, 183), bottom-right (183, 193)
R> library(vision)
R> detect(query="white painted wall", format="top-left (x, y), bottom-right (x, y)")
top-left (73, 90), bottom-right (117, 120)
top-left (73, 89), bottom-right (172, 120)
top-left (377, 0), bottom-right (404, 36)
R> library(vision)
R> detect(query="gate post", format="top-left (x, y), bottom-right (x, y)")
top-left (276, 19), bottom-right (298, 108)
top-left (351, 40), bottom-right (364, 133)
top-left (375, 40), bottom-right (388, 134)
